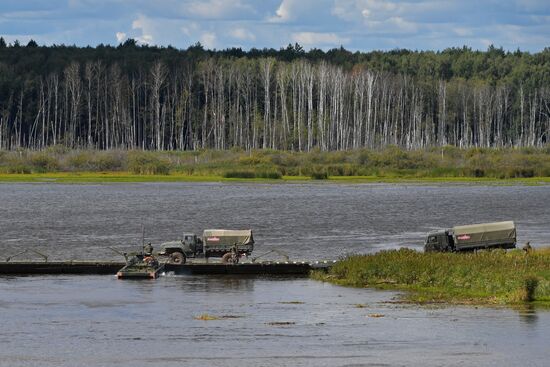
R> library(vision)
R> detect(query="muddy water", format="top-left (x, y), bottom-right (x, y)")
top-left (1, 183), bottom-right (550, 260)
top-left (1, 183), bottom-right (550, 366)
top-left (0, 275), bottom-right (548, 367)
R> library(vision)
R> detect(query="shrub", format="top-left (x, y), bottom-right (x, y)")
top-left (128, 151), bottom-right (170, 175)
top-left (223, 170), bottom-right (256, 178)
top-left (310, 170), bottom-right (328, 180)
top-left (30, 153), bottom-right (59, 172)
top-left (357, 149), bottom-right (371, 165)
top-left (471, 168), bottom-right (485, 177)
top-left (6, 163), bottom-right (32, 174)
top-left (45, 144), bottom-right (70, 154)
top-left (256, 170), bottom-right (282, 179)
top-left (66, 151), bottom-right (94, 170)
top-left (522, 276), bottom-right (539, 302)
top-left (95, 151), bottom-right (124, 171)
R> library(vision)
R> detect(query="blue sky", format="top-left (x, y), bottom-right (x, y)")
top-left (1, 0), bottom-right (549, 52)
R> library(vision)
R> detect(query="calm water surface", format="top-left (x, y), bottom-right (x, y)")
top-left (1, 183), bottom-right (549, 366)
top-left (0, 275), bottom-right (548, 367)
top-left (1, 182), bottom-right (549, 260)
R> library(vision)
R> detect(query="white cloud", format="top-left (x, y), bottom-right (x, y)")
top-left (291, 32), bottom-right (349, 47)
top-left (230, 27), bottom-right (255, 41)
top-left (270, 0), bottom-right (292, 22)
top-left (269, 0), bottom-right (321, 23)
top-left (480, 38), bottom-right (493, 47)
top-left (132, 15), bottom-right (154, 44)
top-left (200, 32), bottom-right (217, 48)
top-left (116, 32), bottom-right (126, 42)
top-left (1, 0), bottom-right (549, 52)
top-left (332, 0), bottom-right (399, 21)
top-left (181, 22), bottom-right (200, 37)
top-left (453, 27), bottom-right (473, 37)
top-left (187, 0), bottom-right (253, 19)
top-left (388, 16), bottom-right (417, 33)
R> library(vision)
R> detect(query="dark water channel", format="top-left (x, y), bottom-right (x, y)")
top-left (1, 183), bottom-right (550, 366)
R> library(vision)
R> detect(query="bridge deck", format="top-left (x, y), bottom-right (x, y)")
top-left (0, 260), bottom-right (335, 276)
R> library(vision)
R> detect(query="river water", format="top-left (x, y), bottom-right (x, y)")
top-left (1, 182), bottom-right (549, 366)
top-left (1, 183), bottom-right (549, 260)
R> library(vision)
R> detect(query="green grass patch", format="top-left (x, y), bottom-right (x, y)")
top-left (223, 170), bottom-right (256, 179)
top-left (1, 147), bottom-right (550, 183)
top-left (312, 248), bottom-right (550, 306)
top-left (128, 151), bottom-right (170, 175)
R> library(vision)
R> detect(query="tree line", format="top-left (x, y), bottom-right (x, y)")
top-left (0, 38), bottom-right (549, 151)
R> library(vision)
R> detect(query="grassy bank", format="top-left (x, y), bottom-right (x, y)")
top-left (1, 146), bottom-right (550, 183)
top-left (2, 172), bottom-right (550, 184)
top-left (312, 248), bottom-right (550, 306)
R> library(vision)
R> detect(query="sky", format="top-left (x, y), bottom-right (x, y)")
top-left (0, 0), bottom-right (549, 52)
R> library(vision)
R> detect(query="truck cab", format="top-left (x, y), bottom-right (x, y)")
top-left (424, 230), bottom-right (453, 252)
top-left (158, 233), bottom-right (204, 264)
top-left (182, 233), bottom-right (203, 254)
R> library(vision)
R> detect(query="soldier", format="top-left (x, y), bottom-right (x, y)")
top-left (143, 243), bottom-right (153, 256)
top-left (230, 243), bottom-right (239, 264)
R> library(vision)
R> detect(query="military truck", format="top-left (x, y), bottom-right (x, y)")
top-left (424, 221), bottom-right (516, 252)
top-left (158, 229), bottom-right (254, 264)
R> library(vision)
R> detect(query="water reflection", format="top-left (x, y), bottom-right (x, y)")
top-left (515, 304), bottom-right (539, 325)
top-left (161, 275), bottom-right (256, 293)
top-left (0, 275), bottom-right (549, 367)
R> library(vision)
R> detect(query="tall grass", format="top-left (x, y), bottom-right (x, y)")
top-left (127, 151), bottom-right (170, 175)
top-left (312, 248), bottom-right (550, 305)
top-left (0, 146), bottom-right (549, 179)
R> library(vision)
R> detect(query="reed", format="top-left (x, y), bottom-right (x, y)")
top-left (0, 146), bottom-right (549, 181)
top-left (312, 248), bottom-right (550, 305)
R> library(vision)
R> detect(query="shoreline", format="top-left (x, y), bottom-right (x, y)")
top-left (1, 172), bottom-right (550, 184)
top-left (311, 248), bottom-right (550, 307)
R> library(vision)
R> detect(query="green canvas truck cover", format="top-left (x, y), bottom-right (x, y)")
top-left (202, 229), bottom-right (254, 250)
top-left (452, 221), bottom-right (516, 249)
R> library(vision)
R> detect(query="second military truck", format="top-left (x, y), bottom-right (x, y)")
top-left (424, 221), bottom-right (516, 252)
top-left (159, 229), bottom-right (254, 264)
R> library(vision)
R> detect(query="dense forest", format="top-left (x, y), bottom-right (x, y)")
top-left (0, 38), bottom-right (549, 151)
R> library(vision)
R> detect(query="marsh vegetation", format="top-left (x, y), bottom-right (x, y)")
top-left (312, 248), bottom-right (550, 305)
top-left (1, 146), bottom-right (550, 181)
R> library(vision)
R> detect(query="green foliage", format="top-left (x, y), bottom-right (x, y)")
top-left (256, 169), bottom-right (282, 179)
top-left (1, 44), bottom-right (549, 152)
top-left (521, 276), bottom-right (540, 302)
top-left (65, 150), bottom-right (123, 171)
top-left (223, 169), bottom-right (282, 179)
top-left (29, 153), bottom-right (59, 172)
top-left (1, 147), bottom-right (550, 180)
top-left (128, 151), bottom-right (170, 175)
top-left (5, 163), bottom-right (32, 174)
top-left (310, 169), bottom-right (328, 180)
top-left (66, 151), bottom-right (94, 170)
top-left (94, 151), bottom-right (125, 171)
top-left (223, 170), bottom-right (256, 178)
top-left (315, 248), bottom-right (550, 305)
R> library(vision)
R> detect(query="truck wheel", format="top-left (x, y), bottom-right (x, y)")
top-left (169, 252), bottom-right (186, 265)
top-left (221, 252), bottom-right (235, 264)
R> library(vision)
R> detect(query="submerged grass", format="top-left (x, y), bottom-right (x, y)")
top-left (312, 248), bottom-right (550, 306)
top-left (194, 314), bottom-right (221, 321)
